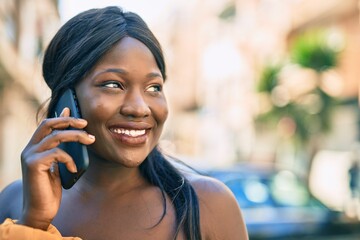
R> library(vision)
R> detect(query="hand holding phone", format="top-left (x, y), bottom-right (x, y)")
top-left (18, 89), bottom-right (93, 229)
top-left (53, 88), bottom-right (89, 189)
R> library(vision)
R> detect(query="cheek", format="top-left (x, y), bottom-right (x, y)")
top-left (80, 95), bottom-right (114, 123)
top-left (153, 99), bottom-right (168, 128)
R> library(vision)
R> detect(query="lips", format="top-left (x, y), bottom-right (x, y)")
top-left (108, 123), bottom-right (152, 145)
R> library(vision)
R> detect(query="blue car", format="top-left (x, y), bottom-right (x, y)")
top-left (206, 165), bottom-right (360, 239)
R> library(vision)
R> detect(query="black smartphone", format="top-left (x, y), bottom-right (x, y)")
top-left (52, 88), bottom-right (89, 189)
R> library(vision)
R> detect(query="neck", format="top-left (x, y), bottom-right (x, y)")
top-left (75, 152), bottom-right (147, 194)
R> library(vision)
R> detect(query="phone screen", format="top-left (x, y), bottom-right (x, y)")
top-left (53, 88), bottom-right (89, 189)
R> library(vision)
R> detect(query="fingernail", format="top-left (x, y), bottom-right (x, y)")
top-left (88, 134), bottom-right (95, 139)
top-left (77, 118), bottom-right (87, 124)
top-left (60, 108), bottom-right (67, 115)
top-left (72, 165), bottom-right (78, 173)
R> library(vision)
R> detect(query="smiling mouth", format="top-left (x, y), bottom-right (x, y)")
top-left (110, 128), bottom-right (146, 137)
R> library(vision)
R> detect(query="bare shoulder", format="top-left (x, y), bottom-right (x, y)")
top-left (186, 172), bottom-right (233, 197)
top-left (0, 180), bottom-right (23, 221)
top-left (185, 172), bottom-right (249, 240)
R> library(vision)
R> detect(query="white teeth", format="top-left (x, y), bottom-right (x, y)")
top-left (112, 128), bottom-right (146, 137)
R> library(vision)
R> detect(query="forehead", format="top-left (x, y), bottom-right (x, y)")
top-left (96, 37), bottom-right (158, 68)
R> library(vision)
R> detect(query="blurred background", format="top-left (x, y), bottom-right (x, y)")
top-left (0, 0), bottom-right (359, 239)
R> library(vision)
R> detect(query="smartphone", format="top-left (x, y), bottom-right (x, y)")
top-left (52, 88), bottom-right (89, 189)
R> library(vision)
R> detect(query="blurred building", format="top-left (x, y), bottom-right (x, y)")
top-left (0, 0), bottom-right (59, 188)
top-left (160, 0), bottom-right (360, 169)
top-left (289, 0), bottom-right (359, 99)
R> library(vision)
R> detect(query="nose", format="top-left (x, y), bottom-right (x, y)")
top-left (120, 90), bottom-right (151, 119)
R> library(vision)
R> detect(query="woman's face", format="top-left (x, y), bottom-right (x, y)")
top-left (75, 37), bottom-right (168, 167)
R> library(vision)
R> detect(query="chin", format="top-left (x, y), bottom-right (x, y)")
top-left (119, 158), bottom-right (145, 168)
top-left (87, 146), bottom-right (148, 167)
top-left (116, 147), bottom-right (151, 166)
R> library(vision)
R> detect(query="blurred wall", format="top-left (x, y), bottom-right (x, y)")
top-left (159, 0), bottom-right (360, 169)
top-left (0, 0), bottom-right (59, 189)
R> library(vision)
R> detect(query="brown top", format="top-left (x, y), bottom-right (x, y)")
top-left (0, 218), bottom-right (81, 240)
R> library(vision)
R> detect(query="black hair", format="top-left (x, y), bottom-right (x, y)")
top-left (42, 6), bottom-right (201, 240)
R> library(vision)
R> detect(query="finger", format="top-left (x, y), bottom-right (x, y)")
top-left (50, 117), bottom-right (87, 130)
top-left (49, 161), bottom-right (58, 175)
top-left (37, 129), bottom-right (95, 152)
top-left (46, 148), bottom-right (77, 173)
top-left (49, 161), bottom-right (61, 186)
top-left (59, 107), bottom-right (70, 117)
top-left (25, 148), bottom-right (77, 173)
top-left (29, 117), bottom-right (88, 145)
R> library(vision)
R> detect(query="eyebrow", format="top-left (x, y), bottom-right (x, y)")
top-left (146, 72), bottom-right (163, 79)
top-left (98, 68), bottom-right (163, 79)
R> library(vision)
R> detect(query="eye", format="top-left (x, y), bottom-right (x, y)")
top-left (146, 85), bottom-right (162, 93)
top-left (103, 81), bottom-right (124, 89)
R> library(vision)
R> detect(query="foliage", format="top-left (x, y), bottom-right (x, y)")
top-left (256, 29), bottom-right (342, 145)
top-left (290, 30), bottom-right (340, 72)
top-left (257, 64), bottom-right (282, 93)
top-left (218, 3), bottom-right (236, 21)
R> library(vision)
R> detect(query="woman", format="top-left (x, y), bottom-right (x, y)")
top-left (0, 6), bottom-right (248, 240)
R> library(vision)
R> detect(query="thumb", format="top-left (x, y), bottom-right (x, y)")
top-left (60, 107), bottom-right (70, 117)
